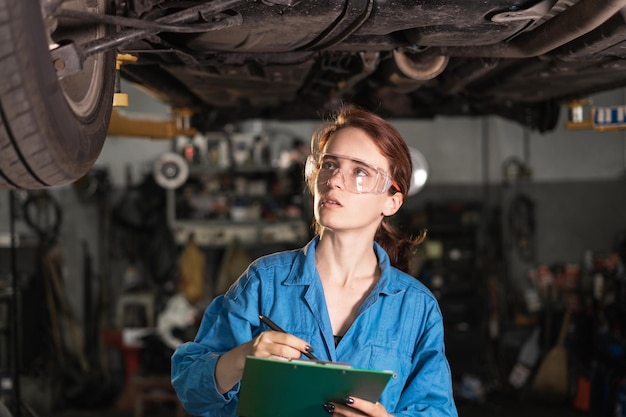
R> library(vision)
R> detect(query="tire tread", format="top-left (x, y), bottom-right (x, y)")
top-left (0, 0), bottom-right (113, 189)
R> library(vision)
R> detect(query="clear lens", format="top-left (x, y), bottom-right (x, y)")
top-left (307, 153), bottom-right (393, 194)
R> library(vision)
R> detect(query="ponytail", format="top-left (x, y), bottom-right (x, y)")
top-left (375, 220), bottom-right (426, 274)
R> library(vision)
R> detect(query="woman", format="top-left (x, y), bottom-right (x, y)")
top-left (171, 106), bottom-right (458, 417)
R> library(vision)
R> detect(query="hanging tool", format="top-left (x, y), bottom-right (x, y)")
top-left (22, 191), bottom-right (90, 372)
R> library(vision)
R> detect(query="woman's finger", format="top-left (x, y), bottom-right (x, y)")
top-left (324, 397), bottom-right (390, 417)
top-left (251, 330), bottom-right (311, 359)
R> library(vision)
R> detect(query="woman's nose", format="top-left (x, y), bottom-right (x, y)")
top-left (326, 168), bottom-right (345, 188)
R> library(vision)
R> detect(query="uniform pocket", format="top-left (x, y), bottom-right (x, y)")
top-left (368, 345), bottom-right (412, 408)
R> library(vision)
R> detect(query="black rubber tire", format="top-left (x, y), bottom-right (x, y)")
top-left (0, 0), bottom-right (115, 189)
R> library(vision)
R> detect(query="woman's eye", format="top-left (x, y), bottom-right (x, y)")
top-left (321, 160), bottom-right (337, 170)
top-left (354, 167), bottom-right (370, 177)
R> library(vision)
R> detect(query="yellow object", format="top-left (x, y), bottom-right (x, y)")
top-left (107, 108), bottom-right (197, 139)
top-left (216, 239), bottom-right (252, 295)
top-left (116, 53), bottom-right (138, 69)
top-left (179, 239), bottom-right (206, 304)
top-left (110, 53), bottom-right (197, 137)
top-left (113, 93), bottom-right (129, 107)
top-left (113, 54), bottom-right (138, 107)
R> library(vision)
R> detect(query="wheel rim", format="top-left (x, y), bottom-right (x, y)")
top-left (48, 0), bottom-right (109, 120)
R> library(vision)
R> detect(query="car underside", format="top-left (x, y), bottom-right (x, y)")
top-left (1, 0), bottom-right (626, 189)
top-left (110, 0), bottom-right (626, 132)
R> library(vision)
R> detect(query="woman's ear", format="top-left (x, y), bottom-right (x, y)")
top-left (382, 192), bottom-right (403, 217)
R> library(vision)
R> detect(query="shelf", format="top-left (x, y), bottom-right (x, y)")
top-left (0, 233), bottom-right (38, 248)
top-left (167, 163), bottom-right (309, 247)
top-left (188, 163), bottom-right (279, 175)
top-left (171, 219), bottom-right (309, 247)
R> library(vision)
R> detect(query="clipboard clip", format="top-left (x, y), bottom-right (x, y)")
top-left (289, 359), bottom-right (352, 367)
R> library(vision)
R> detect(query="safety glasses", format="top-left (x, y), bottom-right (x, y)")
top-left (305, 153), bottom-right (400, 194)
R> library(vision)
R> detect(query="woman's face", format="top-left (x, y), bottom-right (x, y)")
top-left (313, 127), bottom-right (402, 234)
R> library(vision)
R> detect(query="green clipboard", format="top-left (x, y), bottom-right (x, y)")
top-left (237, 356), bottom-right (394, 417)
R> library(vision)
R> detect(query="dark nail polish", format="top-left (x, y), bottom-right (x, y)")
top-left (305, 345), bottom-right (314, 353)
top-left (343, 396), bottom-right (354, 404)
top-left (322, 402), bottom-right (335, 414)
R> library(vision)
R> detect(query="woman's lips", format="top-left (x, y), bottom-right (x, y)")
top-left (321, 196), bottom-right (342, 207)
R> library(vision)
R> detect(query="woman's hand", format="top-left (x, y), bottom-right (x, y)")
top-left (215, 330), bottom-right (313, 394)
top-left (249, 330), bottom-right (313, 360)
top-left (323, 397), bottom-right (391, 417)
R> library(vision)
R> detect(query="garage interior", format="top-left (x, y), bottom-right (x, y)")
top-left (1, 80), bottom-right (625, 417)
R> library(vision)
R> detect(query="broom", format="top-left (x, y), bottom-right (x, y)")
top-left (529, 307), bottom-right (572, 404)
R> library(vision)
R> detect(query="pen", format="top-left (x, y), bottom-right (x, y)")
top-left (259, 314), bottom-right (319, 361)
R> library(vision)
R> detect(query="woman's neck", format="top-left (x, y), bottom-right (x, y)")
top-left (316, 232), bottom-right (379, 287)
top-left (315, 233), bottom-right (381, 336)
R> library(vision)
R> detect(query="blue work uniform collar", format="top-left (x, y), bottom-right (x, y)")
top-left (282, 237), bottom-right (407, 360)
top-left (283, 236), bottom-right (406, 296)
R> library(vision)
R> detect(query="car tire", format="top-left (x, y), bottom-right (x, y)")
top-left (0, 0), bottom-right (115, 189)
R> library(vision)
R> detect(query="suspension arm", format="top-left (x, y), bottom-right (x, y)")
top-left (50, 0), bottom-right (251, 78)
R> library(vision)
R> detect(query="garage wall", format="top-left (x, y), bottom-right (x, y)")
top-left (95, 81), bottom-right (626, 187)
top-left (1, 81), bottom-right (625, 339)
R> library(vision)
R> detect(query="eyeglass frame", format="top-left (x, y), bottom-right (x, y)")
top-left (305, 152), bottom-right (401, 195)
